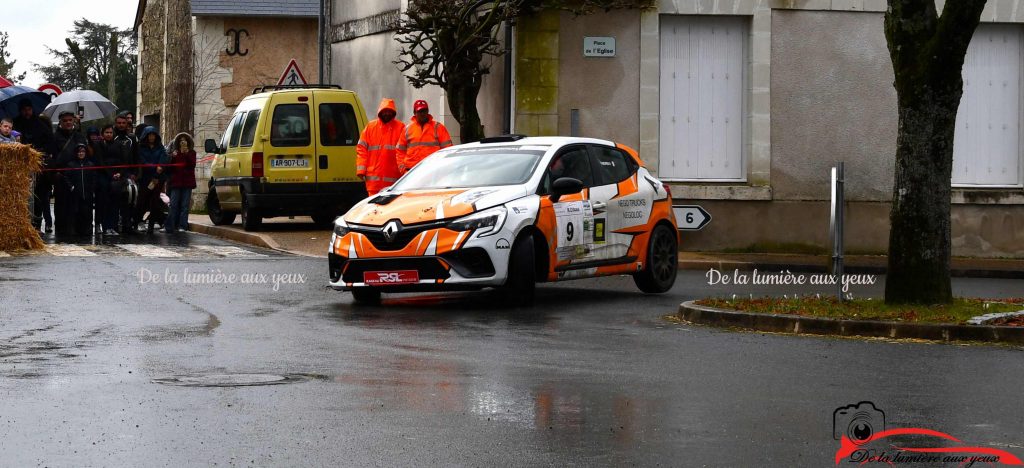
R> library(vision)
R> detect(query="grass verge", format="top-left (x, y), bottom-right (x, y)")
top-left (695, 297), bottom-right (1024, 325)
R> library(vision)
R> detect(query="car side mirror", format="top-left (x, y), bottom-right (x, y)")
top-left (204, 138), bottom-right (219, 154)
top-left (550, 177), bottom-right (584, 203)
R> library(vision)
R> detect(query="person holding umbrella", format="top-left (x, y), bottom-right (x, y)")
top-left (51, 111), bottom-right (87, 236)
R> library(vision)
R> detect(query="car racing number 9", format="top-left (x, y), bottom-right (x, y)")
top-left (554, 200), bottom-right (595, 261)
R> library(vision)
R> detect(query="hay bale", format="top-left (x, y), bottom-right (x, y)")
top-left (0, 143), bottom-right (44, 251)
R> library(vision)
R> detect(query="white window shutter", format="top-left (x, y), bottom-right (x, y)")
top-left (659, 16), bottom-right (747, 181)
top-left (953, 24), bottom-right (1023, 187)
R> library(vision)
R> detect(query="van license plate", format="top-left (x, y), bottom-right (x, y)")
top-left (270, 158), bottom-right (309, 168)
top-left (363, 271), bottom-right (420, 285)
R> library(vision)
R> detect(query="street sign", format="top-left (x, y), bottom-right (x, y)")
top-left (277, 59), bottom-right (308, 86)
top-left (583, 36), bottom-right (616, 57)
top-left (38, 83), bottom-right (63, 101)
top-left (673, 205), bottom-right (712, 231)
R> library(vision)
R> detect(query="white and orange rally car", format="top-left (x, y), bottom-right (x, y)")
top-left (328, 135), bottom-right (679, 304)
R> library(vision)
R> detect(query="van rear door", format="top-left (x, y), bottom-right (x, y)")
top-left (312, 91), bottom-right (366, 192)
top-left (264, 92), bottom-right (317, 185)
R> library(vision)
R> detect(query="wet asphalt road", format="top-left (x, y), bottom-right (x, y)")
top-left (2, 233), bottom-right (1024, 467)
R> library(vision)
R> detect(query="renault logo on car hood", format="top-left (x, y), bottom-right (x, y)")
top-left (381, 220), bottom-right (400, 242)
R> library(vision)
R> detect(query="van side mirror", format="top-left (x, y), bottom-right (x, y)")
top-left (204, 138), bottom-right (219, 154)
top-left (550, 177), bottom-right (583, 203)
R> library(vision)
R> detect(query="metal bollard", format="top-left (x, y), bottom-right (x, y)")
top-left (829, 162), bottom-right (845, 301)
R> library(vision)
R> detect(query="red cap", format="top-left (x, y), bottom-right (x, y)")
top-left (413, 99), bottom-right (429, 113)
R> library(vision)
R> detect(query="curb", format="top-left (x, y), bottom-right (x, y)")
top-left (186, 222), bottom-right (322, 258)
top-left (678, 300), bottom-right (1024, 345)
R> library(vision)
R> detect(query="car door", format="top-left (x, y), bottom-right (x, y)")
top-left (535, 145), bottom-right (600, 278)
top-left (312, 91), bottom-right (366, 191)
top-left (586, 144), bottom-right (650, 263)
top-left (265, 92), bottom-right (316, 185)
top-left (216, 111), bottom-right (245, 208)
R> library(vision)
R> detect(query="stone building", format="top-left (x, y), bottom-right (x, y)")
top-left (330, 0), bottom-right (1024, 258)
top-left (135, 0), bottom-right (320, 207)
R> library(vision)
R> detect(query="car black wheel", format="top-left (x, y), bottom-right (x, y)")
top-left (499, 234), bottom-right (536, 306)
top-left (240, 189), bottom-right (262, 232)
top-left (633, 224), bottom-right (678, 294)
top-left (206, 189), bottom-right (237, 226)
top-left (351, 287), bottom-right (381, 305)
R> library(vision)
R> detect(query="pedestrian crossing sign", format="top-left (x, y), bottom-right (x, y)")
top-left (277, 59), bottom-right (308, 86)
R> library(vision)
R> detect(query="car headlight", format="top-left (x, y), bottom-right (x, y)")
top-left (447, 206), bottom-right (507, 237)
top-left (333, 218), bottom-right (350, 237)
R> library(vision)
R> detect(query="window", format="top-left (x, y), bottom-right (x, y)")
top-left (590, 146), bottom-right (635, 185)
top-left (390, 148), bottom-right (543, 191)
top-left (953, 24), bottom-right (1023, 187)
top-left (225, 113), bottom-right (244, 148)
top-left (319, 104), bottom-right (359, 146)
top-left (270, 104), bottom-right (311, 147)
top-left (659, 15), bottom-right (747, 181)
top-left (539, 147), bottom-right (594, 195)
top-left (239, 110), bottom-right (261, 147)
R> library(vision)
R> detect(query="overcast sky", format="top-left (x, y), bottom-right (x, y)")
top-left (3, 0), bottom-right (138, 88)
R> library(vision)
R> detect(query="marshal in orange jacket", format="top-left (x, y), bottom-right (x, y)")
top-left (356, 99), bottom-right (406, 195)
top-left (396, 115), bottom-right (453, 173)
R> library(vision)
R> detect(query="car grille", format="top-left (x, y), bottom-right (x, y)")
top-left (349, 220), bottom-right (449, 251)
top-left (341, 257), bottom-right (451, 284)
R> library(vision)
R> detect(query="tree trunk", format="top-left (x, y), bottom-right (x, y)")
top-left (885, 91), bottom-right (958, 304)
top-left (445, 75), bottom-right (485, 143)
top-left (107, 32), bottom-right (118, 105)
top-left (883, 0), bottom-right (987, 304)
top-left (165, 0), bottom-right (195, 135)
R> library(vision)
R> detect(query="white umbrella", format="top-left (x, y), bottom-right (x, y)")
top-left (42, 89), bottom-right (118, 123)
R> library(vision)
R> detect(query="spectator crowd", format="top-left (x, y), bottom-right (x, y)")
top-left (1, 100), bottom-right (197, 236)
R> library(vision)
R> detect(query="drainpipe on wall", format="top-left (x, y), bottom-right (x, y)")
top-left (318, 0), bottom-right (326, 84)
top-left (503, 20), bottom-right (513, 135)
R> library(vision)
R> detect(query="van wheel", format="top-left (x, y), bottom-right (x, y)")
top-left (206, 190), bottom-right (236, 226)
top-left (499, 234), bottom-right (535, 307)
top-left (351, 287), bottom-right (381, 305)
top-left (633, 224), bottom-right (678, 294)
top-left (311, 212), bottom-right (336, 228)
top-left (240, 189), bottom-right (262, 231)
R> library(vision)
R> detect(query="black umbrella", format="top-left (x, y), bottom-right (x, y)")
top-left (0, 86), bottom-right (51, 120)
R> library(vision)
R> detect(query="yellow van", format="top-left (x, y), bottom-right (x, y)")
top-left (203, 85), bottom-right (368, 231)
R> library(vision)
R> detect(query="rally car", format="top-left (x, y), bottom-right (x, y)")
top-left (328, 135), bottom-right (679, 305)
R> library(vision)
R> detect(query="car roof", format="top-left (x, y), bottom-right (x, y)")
top-left (462, 136), bottom-right (617, 148)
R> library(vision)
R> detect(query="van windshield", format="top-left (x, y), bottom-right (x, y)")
top-left (390, 147), bottom-right (545, 191)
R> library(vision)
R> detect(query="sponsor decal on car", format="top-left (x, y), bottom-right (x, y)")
top-left (363, 270), bottom-right (420, 285)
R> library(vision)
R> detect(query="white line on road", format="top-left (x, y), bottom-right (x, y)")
top-left (194, 246), bottom-right (268, 257)
top-left (117, 244), bottom-right (182, 257)
top-left (44, 245), bottom-right (97, 257)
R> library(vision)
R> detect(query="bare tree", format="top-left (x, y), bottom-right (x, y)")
top-left (883, 0), bottom-right (988, 304)
top-left (395, 0), bottom-right (519, 143)
top-left (394, 0), bottom-right (654, 143)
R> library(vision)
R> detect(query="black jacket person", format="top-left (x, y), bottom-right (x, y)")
top-left (50, 112), bottom-right (88, 236)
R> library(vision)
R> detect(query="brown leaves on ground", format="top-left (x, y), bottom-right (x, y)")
top-left (695, 297), bottom-right (1022, 325)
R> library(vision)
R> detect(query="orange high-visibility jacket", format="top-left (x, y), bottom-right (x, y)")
top-left (396, 115), bottom-right (453, 173)
top-left (356, 99), bottom-right (406, 195)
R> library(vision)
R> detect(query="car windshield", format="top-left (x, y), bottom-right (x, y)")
top-left (390, 147), bottom-right (545, 191)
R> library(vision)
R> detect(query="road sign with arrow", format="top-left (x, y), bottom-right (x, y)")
top-left (673, 205), bottom-right (712, 231)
